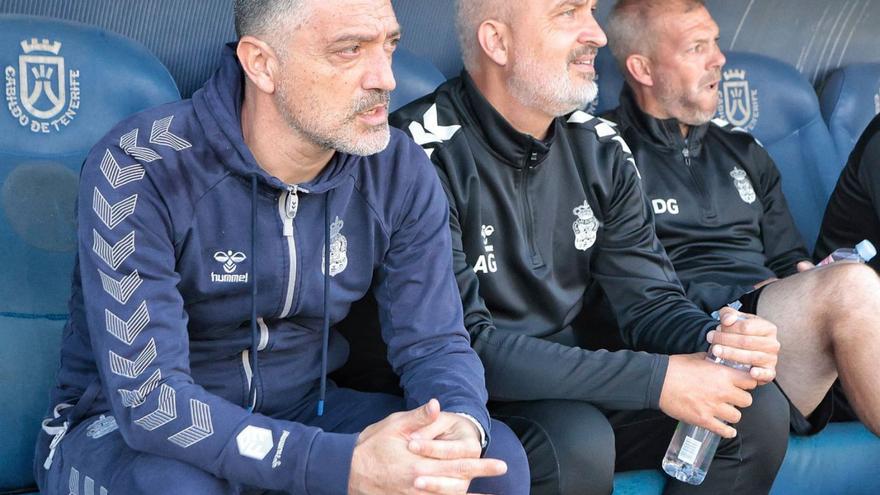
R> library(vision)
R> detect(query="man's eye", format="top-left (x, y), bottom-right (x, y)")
top-left (340, 45), bottom-right (360, 55)
top-left (561, 8), bottom-right (576, 17)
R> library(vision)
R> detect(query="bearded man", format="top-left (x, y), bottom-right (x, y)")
top-left (33, 0), bottom-right (530, 493)
top-left (389, 1), bottom-right (790, 494)
top-left (602, 0), bottom-right (880, 441)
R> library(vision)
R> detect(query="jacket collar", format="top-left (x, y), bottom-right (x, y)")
top-left (616, 85), bottom-right (709, 156)
top-left (192, 43), bottom-right (353, 193)
top-left (459, 71), bottom-right (560, 168)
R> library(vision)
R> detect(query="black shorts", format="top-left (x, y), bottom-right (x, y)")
top-left (735, 287), bottom-right (834, 436)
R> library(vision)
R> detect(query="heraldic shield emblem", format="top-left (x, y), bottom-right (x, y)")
top-left (718, 69), bottom-right (759, 131)
top-left (20, 42), bottom-right (66, 119)
top-left (322, 216), bottom-right (348, 277)
top-left (6, 38), bottom-right (80, 133)
top-left (730, 167), bottom-right (757, 204)
top-left (572, 201), bottom-right (598, 251)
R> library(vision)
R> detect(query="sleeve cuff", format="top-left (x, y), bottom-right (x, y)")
top-left (305, 431), bottom-right (358, 495)
top-left (453, 412), bottom-right (488, 448)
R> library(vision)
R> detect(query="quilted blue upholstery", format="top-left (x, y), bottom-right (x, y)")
top-left (714, 52), bottom-right (840, 250)
top-left (820, 63), bottom-right (880, 162)
top-left (0, 14), bottom-right (179, 492)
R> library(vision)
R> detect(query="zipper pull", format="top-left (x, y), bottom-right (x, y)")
top-left (682, 147), bottom-right (691, 167)
top-left (281, 186), bottom-right (299, 237)
top-left (285, 185), bottom-right (300, 219)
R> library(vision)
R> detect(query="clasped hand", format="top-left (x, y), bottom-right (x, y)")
top-left (348, 399), bottom-right (507, 495)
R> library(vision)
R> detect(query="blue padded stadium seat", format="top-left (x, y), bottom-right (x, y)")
top-left (820, 63), bottom-right (880, 162)
top-left (0, 14), bottom-right (179, 493)
top-left (715, 52), bottom-right (840, 250)
top-left (390, 48), bottom-right (446, 113)
top-left (590, 47), bottom-right (626, 116)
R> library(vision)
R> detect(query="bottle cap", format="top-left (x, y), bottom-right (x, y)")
top-left (855, 240), bottom-right (877, 262)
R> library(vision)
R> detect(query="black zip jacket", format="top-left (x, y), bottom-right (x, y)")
top-left (389, 73), bottom-right (718, 410)
top-left (604, 88), bottom-right (810, 313)
top-left (815, 114), bottom-right (880, 271)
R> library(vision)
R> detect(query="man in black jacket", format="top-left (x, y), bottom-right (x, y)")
top-left (387, 1), bottom-right (792, 494)
top-left (816, 114), bottom-right (880, 272)
top-left (603, 0), bottom-right (880, 440)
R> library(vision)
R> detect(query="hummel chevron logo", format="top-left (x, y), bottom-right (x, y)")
top-left (567, 111), bottom-right (595, 125)
top-left (120, 128), bottom-right (162, 162)
top-left (135, 384), bottom-right (177, 431)
top-left (98, 269), bottom-right (142, 305)
top-left (93, 230), bottom-right (136, 271)
top-left (105, 301), bottom-right (150, 345)
top-left (150, 116), bottom-right (192, 151)
top-left (100, 149), bottom-right (145, 189)
top-left (168, 399), bottom-right (214, 448)
top-left (109, 337), bottom-right (157, 379)
top-left (118, 368), bottom-right (161, 407)
top-left (408, 104), bottom-right (460, 153)
top-left (93, 189), bottom-right (138, 230)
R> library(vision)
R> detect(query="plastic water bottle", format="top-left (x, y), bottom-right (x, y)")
top-left (817, 239), bottom-right (876, 266)
top-left (661, 353), bottom-right (750, 485)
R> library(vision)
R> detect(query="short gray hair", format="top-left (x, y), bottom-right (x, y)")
top-left (606, 0), bottom-right (705, 74)
top-left (234, 0), bottom-right (307, 40)
top-left (455, 0), bottom-right (513, 73)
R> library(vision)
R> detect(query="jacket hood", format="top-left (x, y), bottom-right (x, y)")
top-left (192, 43), bottom-right (353, 193)
top-left (614, 85), bottom-right (710, 156)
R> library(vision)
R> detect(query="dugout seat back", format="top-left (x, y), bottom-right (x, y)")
top-left (0, 14), bottom-right (179, 492)
top-left (715, 52), bottom-right (840, 249)
top-left (390, 48), bottom-right (447, 112)
top-left (820, 63), bottom-right (880, 162)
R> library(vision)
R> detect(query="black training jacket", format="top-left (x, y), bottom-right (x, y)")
top-left (604, 88), bottom-right (810, 313)
top-left (815, 114), bottom-right (880, 271)
top-left (390, 73), bottom-right (718, 410)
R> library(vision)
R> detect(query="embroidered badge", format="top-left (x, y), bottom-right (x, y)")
top-left (573, 201), bottom-right (598, 251)
top-left (322, 216), bottom-right (348, 277)
top-left (86, 415), bottom-right (118, 439)
top-left (730, 167), bottom-right (756, 204)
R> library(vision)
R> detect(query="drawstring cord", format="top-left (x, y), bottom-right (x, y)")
top-left (318, 193), bottom-right (331, 416)
top-left (247, 174), bottom-right (260, 412)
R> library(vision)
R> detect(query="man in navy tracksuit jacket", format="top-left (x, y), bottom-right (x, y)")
top-left (33, 1), bottom-right (528, 494)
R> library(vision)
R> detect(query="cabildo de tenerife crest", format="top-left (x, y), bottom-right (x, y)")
top-left (5, 38), bottom-right (80, 133)
top-left (730, 167), bottom-right (757, 204)
top-left (717, 69), bottom-right (759, 131)
top-left (572, 201), bottom-right (598, 251)
top-left (322, 216), bottom-right (348, 277)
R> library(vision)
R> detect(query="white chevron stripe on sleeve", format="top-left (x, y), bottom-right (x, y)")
top-left (100, 150), bottom-right (145, 189)
top-left (118, 368), bottom-right (162, 408)
top-left (98, 269), bottom-right (142, 305)
top-left (149, 116), bottom-right (192, 151)
top-left (84, 476), bottom-right (94, 495)
top-left (92, 230), bottom-right (136, 271)
top-left (135, 384), bottom-right (177, 431)
top-left (69, 466), bottom-right (79, 495)
top-left (105, 301), bottom-right (150, 346)
top-left (168, 399), bottom-right (213, 448)
top-left (119, 128), bottom-right (162, 162)
top-left (109, 338), bottom-right (157, 379)
top-left (93, 189), bottom-right (138, 230)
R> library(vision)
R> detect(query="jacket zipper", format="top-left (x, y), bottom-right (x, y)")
top-left (278, 185), bottom-right (307, 318)
top-left (682, 146), bottom-right (714, 217)
top-left (520, 150), bottom-right (541, 265)
top-left (241, 317), bottom-right (269, 409)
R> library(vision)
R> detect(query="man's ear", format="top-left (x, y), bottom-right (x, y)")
top-left (626, 54), bottom-right (654, 87)
top-left (477, 19), bottom-right (511, 67)
top-left (237, 36), bottom-right (281, 94)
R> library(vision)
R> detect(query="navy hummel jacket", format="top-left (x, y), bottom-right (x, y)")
top-left (40, 45), bottom-right (489, 494)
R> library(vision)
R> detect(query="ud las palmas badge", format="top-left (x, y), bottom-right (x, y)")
top-left (5, 38), bottom-right (80, 134)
